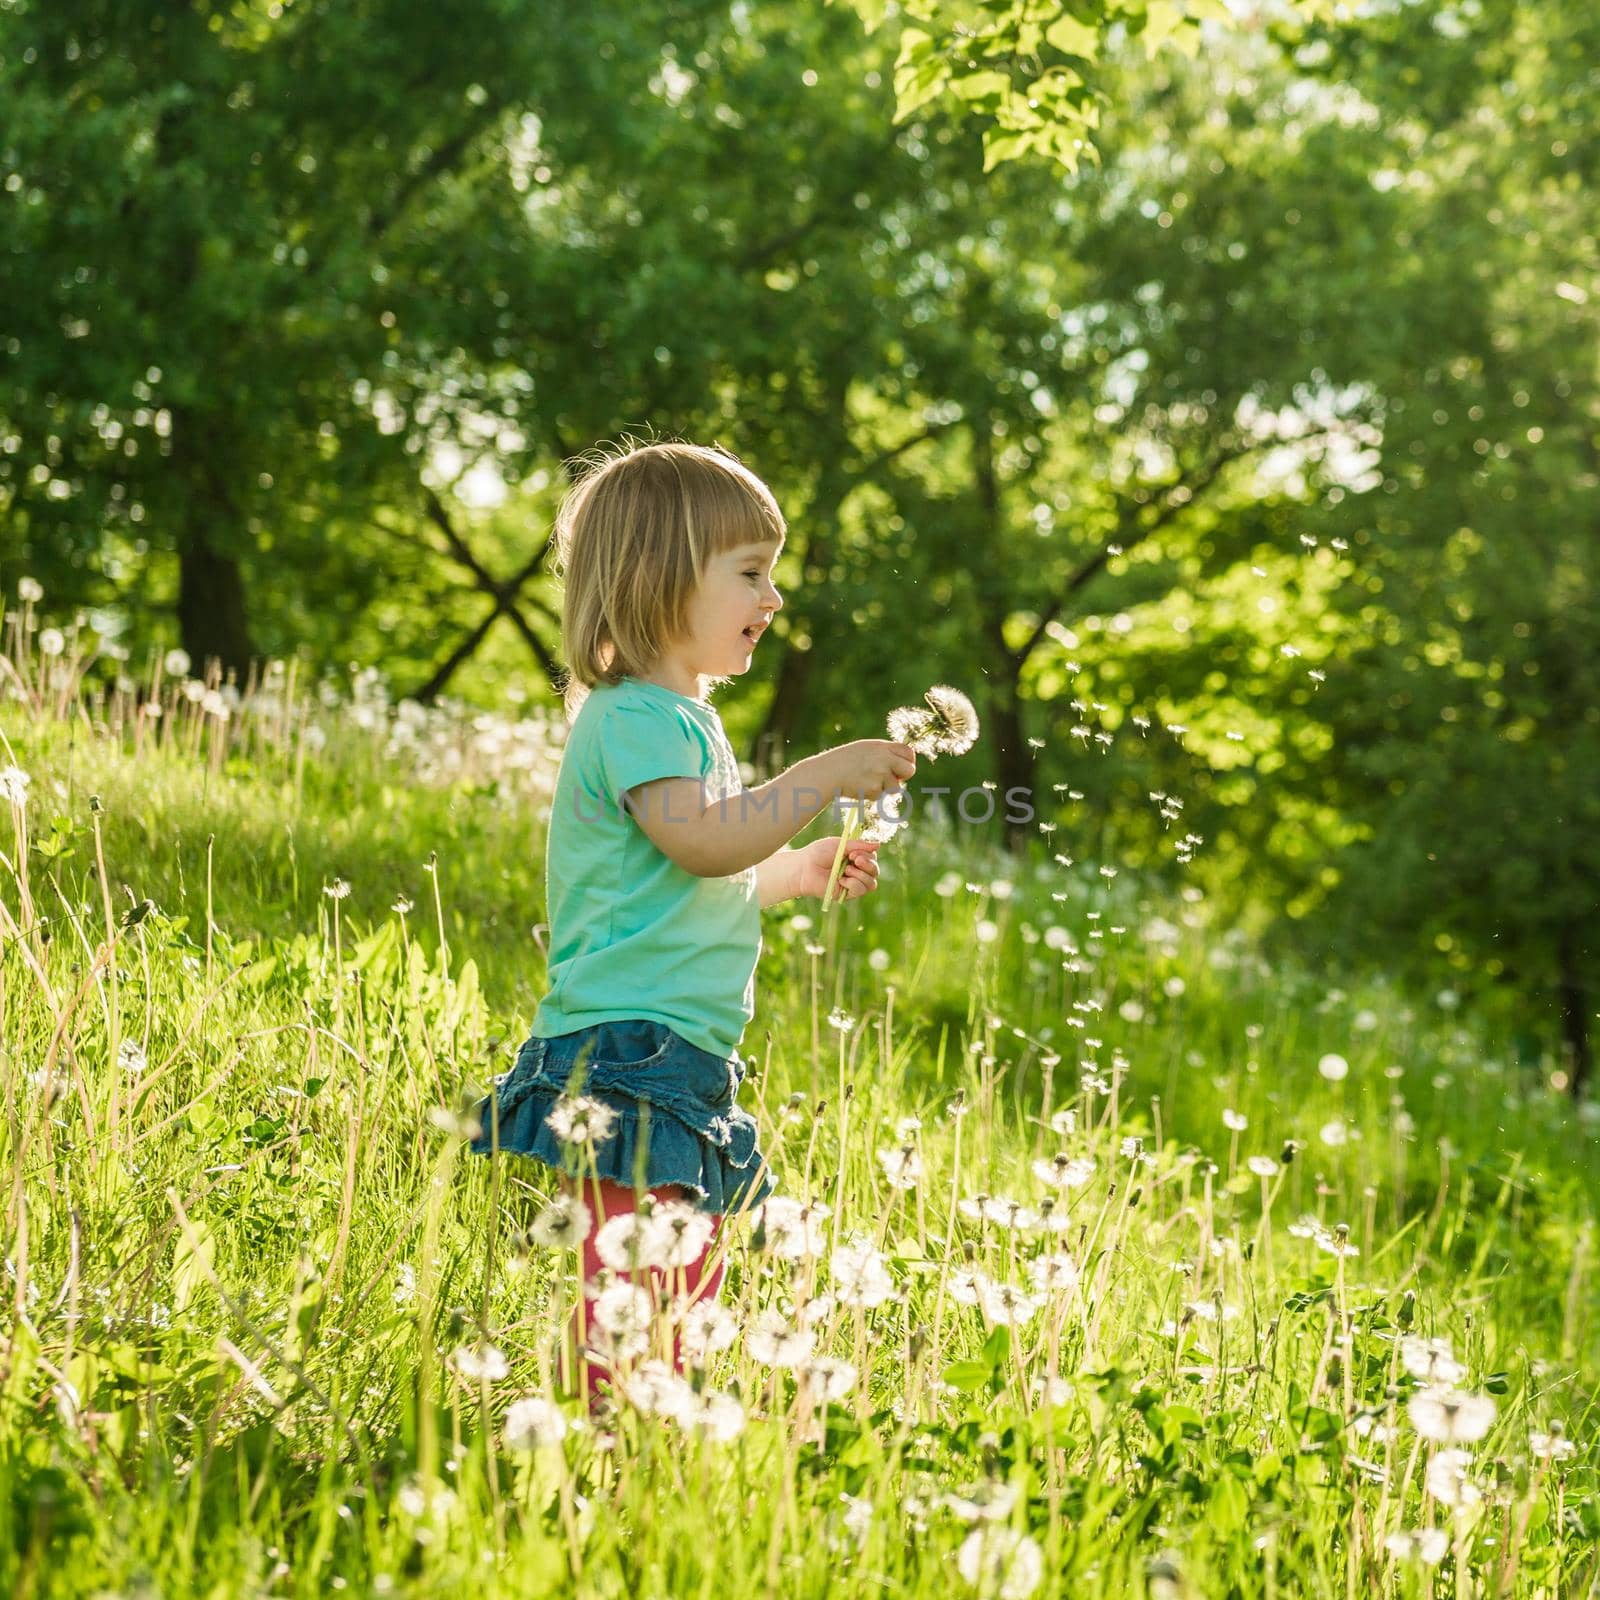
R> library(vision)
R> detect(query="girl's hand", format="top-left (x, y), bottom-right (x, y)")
top-left (793, 836), bottom-right (881, 902)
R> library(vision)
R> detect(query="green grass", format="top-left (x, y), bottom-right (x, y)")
top-left (0, 674), bottom-right (1596, 1599)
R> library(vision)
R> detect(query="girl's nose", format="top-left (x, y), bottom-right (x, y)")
top-left (765, 582), bottom-right (783, 613)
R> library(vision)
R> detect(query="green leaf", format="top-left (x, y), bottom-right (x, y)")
top-left (943, 1359), bottom-right (995, 1393)
top-left (1045, 15), bottom-right (1100, 59)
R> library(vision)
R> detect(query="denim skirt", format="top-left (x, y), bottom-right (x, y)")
top-left (468, 1018), bottom-right (773, 1216)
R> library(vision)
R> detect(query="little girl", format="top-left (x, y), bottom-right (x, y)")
top-left (470, 439), bottom-right (916, 1401)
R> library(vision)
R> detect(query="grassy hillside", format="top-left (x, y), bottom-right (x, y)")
top-left (1, 677), bottom-right (1595, 1598)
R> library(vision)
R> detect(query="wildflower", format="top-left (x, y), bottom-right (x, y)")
top-left (392, 895), bottom-right (414, 914)
top-left (1222, 1108), bottom-right (1248, 1132)
top-left (1048, 1107), bottom-right (1077, 1137)
top-left (947, 1268), bottom-right (986, 1306)
top-left (427, 1105), bottom-right (483, 1141)
top-left (624, 1360), bottom-right (694, 1420)
top-left (1319, 1119), bottom-right (1350, 1147)
top-left (1400, 1336), bottom-right (1466, 1386)
top-left (838, 1493), bottom-right (874, 1549)
top-left (886, 684), bottom-right (981, 758)
top-left (650, 1201), bottom-right (716, 1269)
top-left (1247, 1155), bottom-right (1280, 1178)
top-left (978, 1279), bottom-right (1041, 1326)
top-left (0, 767), bottom-right (30, 806)
top-left (589, 1282), bottom-right (653, 1361)
top-left (1384, 1527), bottom-right (1449, 1564)
top-left (826, 1007), bottom-right (856, 1033)
top-left (1120, 1136), bottom-right (1157, 1167)
top-left (895, 1115), bottom-right (922, 1140)
top-left (801, 1356), bottom-right (859, 1403)
top-left (545, 1094), bottom-right (618, 1148)
top-left (1424, 1448), bottom-right (1481, 1508)
top-left (975, 919), bottom-right (1000, 945)
top-left (17, 577), bottom-right (43, 603)
top-left (799, 1293), bottom-right (835, 1326)
top-left (1409, 1387), bottom-right (1495, 1445)
top-left (745, 1308), bottom-right (814, 1368)
top-left (679, 1387), bottom-right (746, 1442)
top-left (1287, 1215), bottom-right (1321, 1240)
top-left (1028, 1252), bottom-right (1081, 1292)
top-left (944, 1479), bottom-right (1020, 1523)
top-left (595, 1212), bottom-right (670, 1274)
top-left (324, 879), bottom-right (351, 900)
top-left (1529, 1426), bottom-right (1576, 1462)
top-left (165, 648), bottom-right (192, 677)
top-left (1318, 1053), bottom-right (1350, 1081)
top-left (503, 1395), bottom-right (568, 1451)
top-left (679, 1298), bottom-right (738, 1362)
top-left (957, 1525), bottom-right (1043, 1599)
top-left (38, 627), bottom-right (65, 657)
top-left (831, 1237), bottom-right (895, 1309)
top-left (751, 1196), bottom-right (830, 1260)
top-left (393, 1263), bottom-right (416, 1306)
top-left (117, 1039), bottom-right (148, 1077)
top-left (450, 1341), bottom-right (509, 1383)
top-left (528, 1194), bottom-right (593, 1250)
top-left (1315, 1224), bottom-right (1360, 1259)
top-left (878, 1145), bottom-right (923, 1190)
top-left (868, 947), bottom-right (891, 972)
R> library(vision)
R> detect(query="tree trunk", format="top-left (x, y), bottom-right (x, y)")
top-left (751, 642), bottom-right (817, 775)
top-left (986, 674), bottom-right (1038, 852)
top-left (1557, 921), bottom-right (1592, 1099)
top-left (177, 528), bottom-right (256, 682)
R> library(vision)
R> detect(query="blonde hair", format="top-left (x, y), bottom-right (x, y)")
top-left (553, 438), bottom-right (786, 716)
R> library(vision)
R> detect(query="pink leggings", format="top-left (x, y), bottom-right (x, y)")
top-left (565, 1178), bottom-right (725, 1404)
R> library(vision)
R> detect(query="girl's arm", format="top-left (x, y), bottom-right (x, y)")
top-left (754, 848), bottom-right (804, 908)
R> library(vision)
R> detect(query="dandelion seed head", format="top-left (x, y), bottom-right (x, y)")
top-left (1409, 1387), bottom-right (1495, 1444)
top-left (503, 1394), bottom-right (568, 1450)
top-left (544, 1094), bottom-right (618, 1148)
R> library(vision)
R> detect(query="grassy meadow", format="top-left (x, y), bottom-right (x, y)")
top-left (1, 647), bottom-right (1596, 1599)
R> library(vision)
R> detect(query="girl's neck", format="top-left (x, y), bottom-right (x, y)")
top-left (636, 656), bottom-right (707, 704)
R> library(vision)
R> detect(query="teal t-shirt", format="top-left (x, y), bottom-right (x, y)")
top-left (532, 677), bottom-right (762, 1059)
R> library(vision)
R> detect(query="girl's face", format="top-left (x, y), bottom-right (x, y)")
top-left (647, 538), bottom-right (784, 698)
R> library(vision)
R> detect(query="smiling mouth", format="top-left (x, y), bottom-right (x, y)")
top-left (742, 624), bottom-right (766, 645)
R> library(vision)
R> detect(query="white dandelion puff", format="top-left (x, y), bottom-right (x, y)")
top-left (503, 1395), bottom-right (568, 1451)
top-left (1409, 1387), bottom-right (1496, 1445)
top-left (545, 1094), bottom-right (618, 1148)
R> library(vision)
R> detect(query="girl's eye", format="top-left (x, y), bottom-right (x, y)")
top-left (743, 571), bottom-right (760, 580)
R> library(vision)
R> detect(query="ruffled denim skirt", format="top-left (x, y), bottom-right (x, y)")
top-left (468, 1019), bottom-right (773, 1216)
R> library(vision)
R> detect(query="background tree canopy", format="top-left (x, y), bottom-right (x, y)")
top-left (1, 0), bottom-right (1595, 1088)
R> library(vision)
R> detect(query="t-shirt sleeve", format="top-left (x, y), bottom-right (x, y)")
top-left (598, 702), bottom-right (708, 805)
